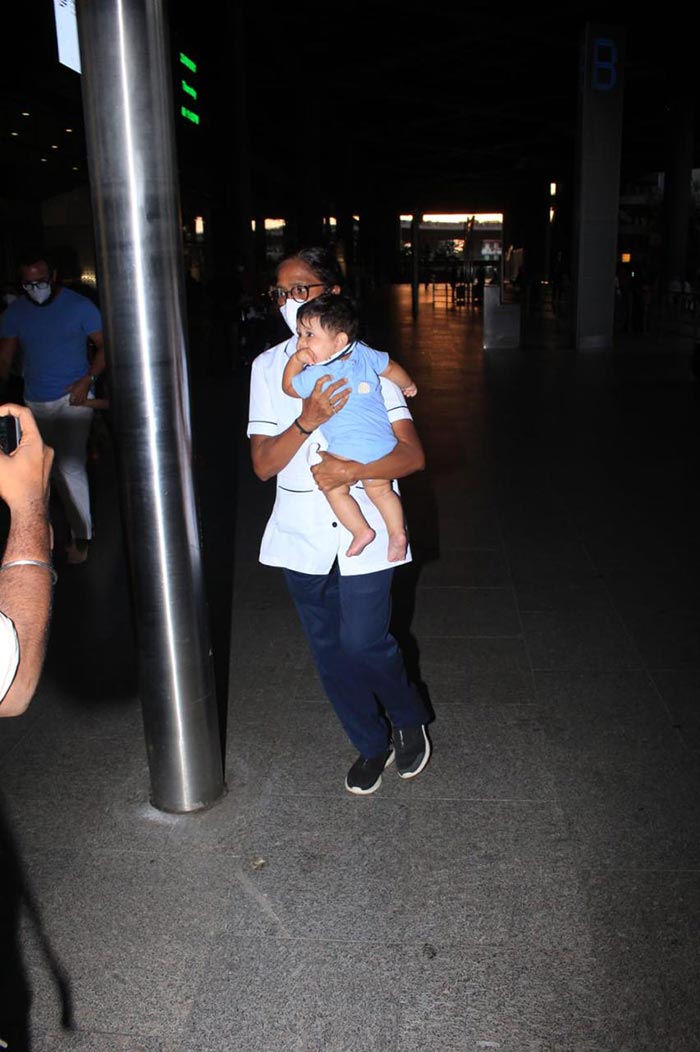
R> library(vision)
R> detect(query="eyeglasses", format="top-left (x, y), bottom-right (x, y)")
top-left (22, 280), bottom-right (51, 291)
top-left (268, 283), bottom-right (328, 303)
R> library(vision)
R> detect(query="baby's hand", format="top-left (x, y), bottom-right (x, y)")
top-left (402, 382), bottom-right (418, 398)
top-left (296, 349), bottom-right (315, 366)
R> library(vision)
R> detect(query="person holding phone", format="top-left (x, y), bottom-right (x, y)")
top-left (0, 405), bottom-right (55, 716)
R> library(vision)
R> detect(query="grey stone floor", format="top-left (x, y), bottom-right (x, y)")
top-left (2, 286), bottom-right (700, 1051)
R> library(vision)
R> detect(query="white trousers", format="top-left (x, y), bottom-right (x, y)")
top-left (26, 394), bottom-right (93, 541)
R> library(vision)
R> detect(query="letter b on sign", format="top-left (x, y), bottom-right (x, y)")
top-left (592, 38), bottom-right (617, 91)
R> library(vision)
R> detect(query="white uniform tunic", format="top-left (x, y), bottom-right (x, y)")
top-left (0, 610), bottom-right (20, 704)
top-left (247, 336), bottom-right (413, 577)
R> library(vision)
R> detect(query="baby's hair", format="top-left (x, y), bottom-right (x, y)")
top-left (297, 293), bottom-right (360, 344)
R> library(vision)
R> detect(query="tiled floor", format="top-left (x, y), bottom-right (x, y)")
top-left (2, 286), bottom-right (699, 1050)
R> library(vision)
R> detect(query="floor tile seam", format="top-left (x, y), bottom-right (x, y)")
top-left (210, 931), bottom-right (516, 949)
top-left (417, 633), bottom-right (525, 640)
top-left (578, 865), bottom-right (700, 876)
top-left (635, 668), bottom-right (694, 745)
top-left (0, 715), bottom-right (50, 767)
top-left (423, 545), bottom-right (504, 554)
top-left (574, 550), bottom-right (654, 670)
top-left (530, 663), bottom-right (646, 672)
top-left (29, 843), bottom-right (252, 866)
top-left (257, 795), bottom-right (557, 811)
top-left (31, 1024), bottom-right (180, 1043)
top-left (416, 584), bottom-right (519, 592)
top-left (488, 508), bottom-right (554, 778)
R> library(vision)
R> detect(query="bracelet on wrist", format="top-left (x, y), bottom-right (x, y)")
top-left (0, 559), bottom-right (58, 585)
top-left (293, 417), bottom-right (314, 436)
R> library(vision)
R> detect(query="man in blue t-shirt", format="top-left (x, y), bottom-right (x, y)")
top-left (0, 253), bottom-right (106, 564)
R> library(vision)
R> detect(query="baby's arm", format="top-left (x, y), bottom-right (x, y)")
top-left (282, 350), bottom-right (315, 398)
top-left (380, 357), bottom-right (418, 397)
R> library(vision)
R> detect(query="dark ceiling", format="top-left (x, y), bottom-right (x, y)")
top-left (1, 3), bottom-right (695, 217)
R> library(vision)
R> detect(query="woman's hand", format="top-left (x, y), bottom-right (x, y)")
top-left (311, 452), bottom-right (359, 492)
top-left (297, 375), bottom-right (350, 433)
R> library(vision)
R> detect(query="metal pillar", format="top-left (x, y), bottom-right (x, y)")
top-left (77, 0), bottom-right (224, 812)
top-left (411, 213), bottom-right (421, 319)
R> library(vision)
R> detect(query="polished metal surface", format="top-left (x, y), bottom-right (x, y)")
top-left (77, 0), bottom-right (224, 812)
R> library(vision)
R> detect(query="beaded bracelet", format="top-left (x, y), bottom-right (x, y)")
top-left (0, 560), bottom-right (58, 585)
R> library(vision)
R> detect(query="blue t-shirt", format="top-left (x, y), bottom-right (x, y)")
top-left (292, 341), bottom-right (397, 463)
top-left (0, 288), bottom-right (102, 401)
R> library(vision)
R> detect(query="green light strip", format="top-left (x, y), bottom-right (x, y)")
top-left (182, 80), bottom-right (198, 100)
top-left (181, 106), bottom-right (200, 125)
top-left (179, 52), bottom-right (197, 73)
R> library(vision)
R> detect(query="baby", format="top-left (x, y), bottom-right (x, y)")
top-left (282, 293), bottom-right (417, 561)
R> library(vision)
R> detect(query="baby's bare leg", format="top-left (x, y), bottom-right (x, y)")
top-left (363, 480), bottom-right (408, 562)
top-left (324, 483), bottom-right (376, 557)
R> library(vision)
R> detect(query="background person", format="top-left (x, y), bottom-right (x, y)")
top-left (248, 246), bottom-right (431, 795)
top-left (0, 251), bottom-right (105, 565)
top-left (0, 405), bottom-right (54, 716)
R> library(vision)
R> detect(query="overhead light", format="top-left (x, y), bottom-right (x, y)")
top-left (41, 157), bottom-right (48, 162)
top-left (21, 111), bottom-right (30, 117)
top-left (65, 128), bottom-right (73, 133)
top-left (51, 145), bottom-right (59, 150)
top-left (194, 216), bottom-right (204, 235)
top-left (11, 132), bottom-right (19, 137)
top-left (550, 182), bottom-right (557, 196)
top-left (72, 165), bottom-right (79, 171)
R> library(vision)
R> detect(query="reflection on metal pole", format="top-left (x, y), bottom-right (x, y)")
top-left (77, 0), bottom-right (224, 812)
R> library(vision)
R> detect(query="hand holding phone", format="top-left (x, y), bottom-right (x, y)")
top-left (0, 405), bottom-right (53, 510)
top-left (0, 414), bottom-right (20, 456)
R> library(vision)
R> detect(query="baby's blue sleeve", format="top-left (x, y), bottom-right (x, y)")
top-left (361, 345), bottom-right (390, 375)
top-left (291, 367), bottom-right (317, 399)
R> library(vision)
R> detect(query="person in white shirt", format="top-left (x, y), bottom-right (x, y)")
top-left (0, 404), bottom-right (55, 716)
top-left (248, 246), bottom-right (432, 794)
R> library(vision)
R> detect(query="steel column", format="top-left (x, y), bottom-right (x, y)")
top-left (77, 0), bottom-right (224, 812)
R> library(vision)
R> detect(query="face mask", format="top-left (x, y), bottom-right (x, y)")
top-left (280, 296), bottom-right (302, 334)
top-left (26, 285), bottom-right (53, 305)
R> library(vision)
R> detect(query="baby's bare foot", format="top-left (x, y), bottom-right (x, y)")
top-left (387, 529), bottom-right (408, 562)
top-left (346, 527), bottom-right (376, 557)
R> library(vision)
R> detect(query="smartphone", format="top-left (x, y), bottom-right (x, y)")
top-left (0, 415), bottom-right (21, 455)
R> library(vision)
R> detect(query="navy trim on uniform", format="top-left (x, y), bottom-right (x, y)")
top-left (279, 486), bottom-right (315, 493)
top-left (249, 419), bottom-right (277, 426)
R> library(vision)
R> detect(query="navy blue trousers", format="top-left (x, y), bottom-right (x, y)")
top-left (284, 563), bottom-right (428, 758)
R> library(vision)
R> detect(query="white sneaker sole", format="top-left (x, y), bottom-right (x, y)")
top-left (397, 726), bottom-right (431, 779)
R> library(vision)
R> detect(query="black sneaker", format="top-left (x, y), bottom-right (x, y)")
top-left (345, 748), bottom-right (395, 795)
top-left (394, 725), bottom-right (431, 779)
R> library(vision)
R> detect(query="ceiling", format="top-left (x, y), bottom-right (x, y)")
top-left (1, 3), bottom-right (696, 218)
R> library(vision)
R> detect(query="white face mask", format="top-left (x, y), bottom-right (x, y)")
top-left (280, 296), bottom-right (302, 334)
top-left (26, 285), bottom-right (53, 305)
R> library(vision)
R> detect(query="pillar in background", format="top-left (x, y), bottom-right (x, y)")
top-left (78, 0), bottom-right (224, 812)
top-left (411, 213), bottom-right (421, 319)
top-left (662, 94), bottom-right (694, 290)
top-left (573, 24), bottom-right (625, 351)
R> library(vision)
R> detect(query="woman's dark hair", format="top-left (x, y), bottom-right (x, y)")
top-left (297, 292), bottom-right (360, 344)
top-left (281, 245), bottom-right (344, 288)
